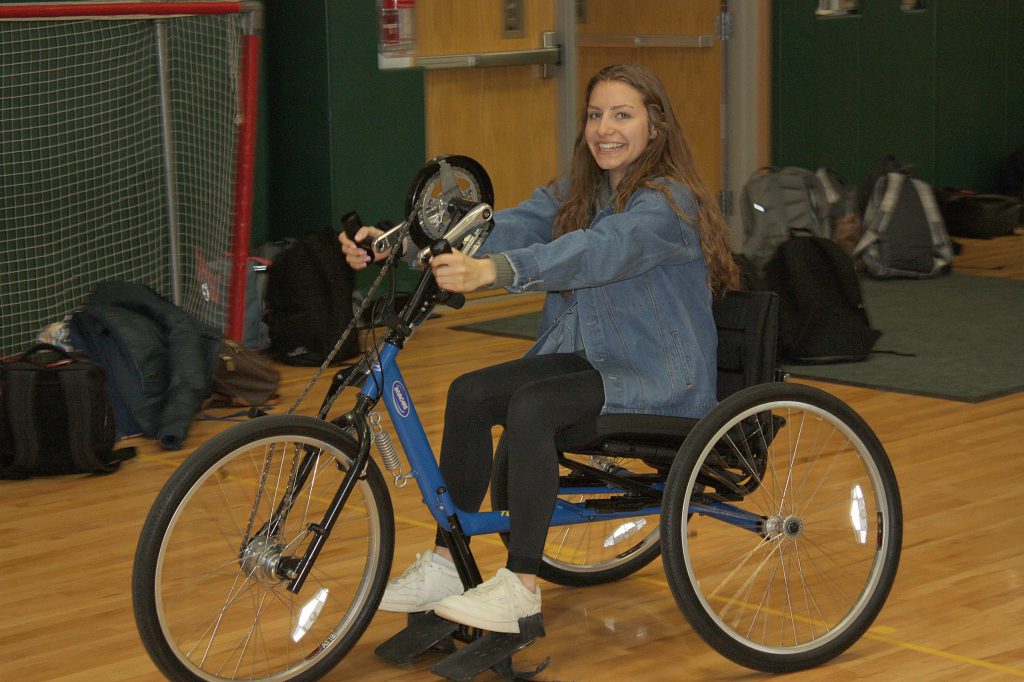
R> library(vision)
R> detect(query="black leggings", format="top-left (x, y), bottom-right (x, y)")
top-left (433, 353), bottom-right (605, 575)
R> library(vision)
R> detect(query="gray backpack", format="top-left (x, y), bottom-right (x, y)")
top-left (853, 172), bottom-right (954, 279)
top-left (739, 166), bottom-right (844, 270)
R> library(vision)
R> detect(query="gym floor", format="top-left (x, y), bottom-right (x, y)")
top-left (1, 234), bottom-right (1021, 681)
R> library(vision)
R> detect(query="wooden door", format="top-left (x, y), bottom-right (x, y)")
top-left (577, 0), bottom-right (725, 194)
top-left (419, 1), bottom-right (725, 210)
top-left (419, 1), bottom-right (559, 208)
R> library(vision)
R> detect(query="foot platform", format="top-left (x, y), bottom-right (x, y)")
top-left (431, 613), bottom-right (548, 681)
top-left (375, 611), bottom-right (460, 665)
top-left (376, 611), bottom-right (549, 681)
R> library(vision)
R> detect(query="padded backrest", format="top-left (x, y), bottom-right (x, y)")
top-left (712, 290), bottom-right (779, 400)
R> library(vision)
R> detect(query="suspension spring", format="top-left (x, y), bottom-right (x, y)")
top-left (369, 412), bottom-right (411, 488)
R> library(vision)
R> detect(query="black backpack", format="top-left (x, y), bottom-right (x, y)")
top-left (1, 344), bottom-right (136, 478)
top-left (264, 228), bottom-right (360, 366)
top-left (763, 236), bottom-right (881, 364)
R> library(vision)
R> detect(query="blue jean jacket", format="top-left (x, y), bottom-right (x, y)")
top-left (481, 178), bottom-right (717, 419)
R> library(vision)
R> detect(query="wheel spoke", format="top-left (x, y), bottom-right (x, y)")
top-left (663, 384), bottom-right (901, 673)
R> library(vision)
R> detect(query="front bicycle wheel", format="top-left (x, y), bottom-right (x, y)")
top-left (661, 383), bottom-right (902, 673)
top-left (133, 415), bottom-right (394, 681)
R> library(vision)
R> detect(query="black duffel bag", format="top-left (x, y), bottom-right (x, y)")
top-left (0, 344), bottom-right (135, 479)
top-left (936, 189), bottom-right (1022, 239)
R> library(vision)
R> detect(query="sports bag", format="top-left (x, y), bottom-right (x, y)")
top-left (205, 338), bottom-right (280, 408)
top-left (264, 228), bottom-right (360, 366)
top-left (0, 344), bottom-right (135, 479)
top-left (935, 189), bottom-right (1021, 239)
top-left (764, 236), bottom-right (881, 364)
top-left (739, 166), bottom-right (839, 271)
top-left (853, 171), bottom-right (955, 279)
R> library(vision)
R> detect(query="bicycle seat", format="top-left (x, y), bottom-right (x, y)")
top-left (556, 290), bottom-right (779, 462)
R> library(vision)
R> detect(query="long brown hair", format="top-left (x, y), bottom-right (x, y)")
top-left (552, 64), bottom-right (740, 297)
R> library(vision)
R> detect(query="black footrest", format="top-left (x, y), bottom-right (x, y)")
top-left (375, 611), bottom-right (460, 665)
top-left (431, 613), bottom-right (548, 682)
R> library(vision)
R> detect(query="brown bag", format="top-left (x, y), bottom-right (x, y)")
top-left (831, 212), bottom-right (863, 257)
top-left (206, 339), bottom-right (280, 407)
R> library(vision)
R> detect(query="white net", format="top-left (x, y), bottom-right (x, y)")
top-left (0, 6), bottom-right (253, 357)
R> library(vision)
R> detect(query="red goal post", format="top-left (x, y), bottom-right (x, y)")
top-left (0, 1), bottom-right (262, 352)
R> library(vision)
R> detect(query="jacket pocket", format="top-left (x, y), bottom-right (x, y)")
top-left (668, 330), bottom-right (696, 390)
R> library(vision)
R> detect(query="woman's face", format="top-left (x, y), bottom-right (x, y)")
top-left (585, 79), bottom-right (654, 190)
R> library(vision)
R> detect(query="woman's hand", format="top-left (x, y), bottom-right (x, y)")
top-left (339, 226), bottom-right (386, 270)
top-left (430, 250), bottom-right (497, 292)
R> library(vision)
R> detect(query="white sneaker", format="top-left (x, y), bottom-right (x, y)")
top-left (378, 551), bottom-right (464, 613)
top-left (433, 568), bottom-right (541, 633)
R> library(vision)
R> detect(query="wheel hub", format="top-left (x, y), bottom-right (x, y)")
top-left (763, 514), bottom-right (804, 541)
top-left (240, 535), bottom-right (284, 584)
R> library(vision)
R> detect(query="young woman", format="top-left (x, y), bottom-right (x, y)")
top-left (341, 64), bottom-right (740, 634)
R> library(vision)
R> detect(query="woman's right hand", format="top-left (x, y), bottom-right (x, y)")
top-left (339, 226), bottom-right (386, 270)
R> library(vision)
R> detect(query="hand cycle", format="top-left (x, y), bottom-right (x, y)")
top-left (132, 156), bottom-right (903, 681)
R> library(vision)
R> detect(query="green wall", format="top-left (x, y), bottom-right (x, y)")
top-left (259, 1), bottom-right (425, 243)
top-left (772, 0), bottom-right (1024, 193)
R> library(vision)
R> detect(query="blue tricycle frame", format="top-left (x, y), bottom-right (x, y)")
top-left (131, 155), bottom-right (902, 682)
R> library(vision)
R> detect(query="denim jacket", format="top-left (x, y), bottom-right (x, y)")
top-left (481, 178), bottom-right (717, 419)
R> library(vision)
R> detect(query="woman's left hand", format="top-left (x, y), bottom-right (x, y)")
top-left (430, 251), bottom-right (497, 292)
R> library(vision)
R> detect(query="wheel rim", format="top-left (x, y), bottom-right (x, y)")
top-left (681, 399), bottom-right (896, 655)
top-left (153, 434), bottom-right (384, 681)
top-left (543, 455), bottom-right (661, 574)
top-left (405, 155), bottom-right (494, 248)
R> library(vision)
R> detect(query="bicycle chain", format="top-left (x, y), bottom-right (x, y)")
top-left (242, 254), bottom-right (398, 546)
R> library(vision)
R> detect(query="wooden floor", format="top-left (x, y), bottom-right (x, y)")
top-left (1, 235), bottom-right (1022, 682)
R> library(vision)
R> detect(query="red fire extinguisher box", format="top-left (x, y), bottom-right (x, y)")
top-left (377, 0), bottom-right (415, 57)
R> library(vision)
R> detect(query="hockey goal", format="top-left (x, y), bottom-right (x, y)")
top-left (0, 2), bottom-right (262, 357)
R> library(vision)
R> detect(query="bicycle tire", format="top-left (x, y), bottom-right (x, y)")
top-left (133, 415), bottom-right (394, 681)
top-left (661, 383), bottom-right (902, 673)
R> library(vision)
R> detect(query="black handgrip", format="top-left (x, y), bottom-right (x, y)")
top-left (428, 239), bottom-right (465, 309)
top-left (430, 239), bottom-right (453, 257)
top-left (341, 210), bottom-right (375, 262)
top-left (444, 293), bottom-right (466, 310)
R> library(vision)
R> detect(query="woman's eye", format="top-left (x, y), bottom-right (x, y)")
top-left (587, 111), bottom-right (601, 120)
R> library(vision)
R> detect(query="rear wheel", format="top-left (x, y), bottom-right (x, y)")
top-left (133, 415), bottom-right (394, 681)
top-left (491, 434), bottom-right (662, 586)
top-left (662, 383), bottom-right (902, 673)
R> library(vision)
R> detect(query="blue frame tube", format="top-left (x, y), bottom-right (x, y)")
top-left (362, 342), bottom-right (457, 530)
top-left (362, 341), bottom-right (763, 539)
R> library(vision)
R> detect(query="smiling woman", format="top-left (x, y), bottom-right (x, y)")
top-left (341, 63), bottom-right (741, 637)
